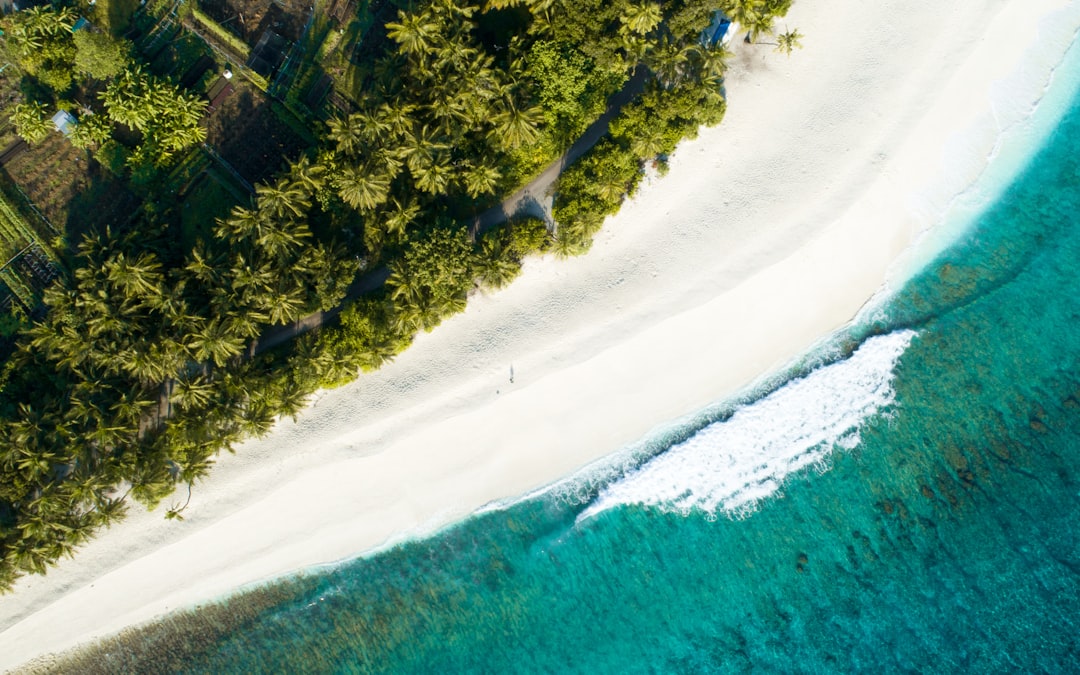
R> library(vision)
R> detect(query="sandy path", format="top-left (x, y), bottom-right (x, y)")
top-left (2, 0), bottom-right (1077, 668)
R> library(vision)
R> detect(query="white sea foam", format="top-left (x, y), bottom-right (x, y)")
top-left (581, 330), bottom-right (916, 520)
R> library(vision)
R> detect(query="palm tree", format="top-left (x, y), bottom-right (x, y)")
top-left (122, 345), bottom-right (171, 383)
top-left (385, 11), bottom-right (440, 56)
top-left (743, 10), bottom-right (775, 44)
top-left (376, 102), bottom-right (416, 141)
top-left (9, 103), bottom-right (53, 144)
top-left (476, 238), bottom-right (522, 290)
top-left (227, 312), bottom-right (267, 340)
top-left (630, 128), bottom-right (667, 160)
top-left (185, 245), bottom-right (224, 285)
top-left (775, 29), bottom-right (804, 56)
top-left (382, 197), bottom-right (421, 240)
top-left (256, 178), bottom-right (311, 219)
top-left (491, 101), bottom-right (543, 150)
top-left (109, 390), bottom-right (155, 429)
top-left (335, 165), bottom-right (392, 212)
top-left (269, 377), bottom-right (309, 421)
top-left (187, 318), bottom-right (246, 367)
top-left (398, 124), bottom-right (449, 174)
top-left (413, 159), bottom-right (453, 196)
top-left (595, 174), bottom-right (629, 204)
top-left (287, 155), bottom-right (327, 196)
top-left (327, 113), bottom-right (367, 157)
top-left (171, 375), bottom-right (215, 410)
top-left (621, 2), bottom-right (662, 36)
top-left (463, 163), bottom-right (502, 198)
top-left (695, 44), bottom-right (730, 80)
top-left (230, 256), bottom-right (275, 295)
top-left (428, 94), bottom-right (471, 135)
top-left (649, 41), bottom-right (692, 87)
top-left (260, 285), bottom-right (306, 325)
top-left (216, 206), bottom-right (269, 245)
top-left (103, 251), bottom-right (164, 299)
top-left (256, 220), bottom-right (312, 259)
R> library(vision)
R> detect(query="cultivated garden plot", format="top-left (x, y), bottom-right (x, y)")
top-left (3, 133), bottom-right (141, 242)
top-left (197, 0), bottom-right (311, 47)
top-left (203, 80), bottom-right (310, 185)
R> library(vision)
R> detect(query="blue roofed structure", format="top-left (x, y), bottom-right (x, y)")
top-left (702, 11), bottom-right (735, 47)
top-left (51, 110), bottom-right (76, 137)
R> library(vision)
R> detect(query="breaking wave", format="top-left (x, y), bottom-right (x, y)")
top-left (580, 330), bottom-right (916, 519)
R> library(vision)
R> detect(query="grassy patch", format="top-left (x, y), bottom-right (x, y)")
top-left (190, 8), bottom-right (252, 59)
top-left (180, 171), bottom-right (241, 249)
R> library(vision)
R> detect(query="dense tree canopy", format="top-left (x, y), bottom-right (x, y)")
top-left (73, 30), bottom-right (131, 79)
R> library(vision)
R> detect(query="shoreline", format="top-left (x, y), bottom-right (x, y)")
top-left (2, 0), bottom-right (1076, 668)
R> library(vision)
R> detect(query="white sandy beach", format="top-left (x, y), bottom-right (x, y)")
top-left (3, 0), bottom-right (1078, 668)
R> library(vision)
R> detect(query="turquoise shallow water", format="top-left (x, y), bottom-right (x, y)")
top-left (82, 37), bottom-right (1080, 675)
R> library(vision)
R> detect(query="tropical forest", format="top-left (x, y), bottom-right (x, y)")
top-left (0, 0), bottom-right (795, 590)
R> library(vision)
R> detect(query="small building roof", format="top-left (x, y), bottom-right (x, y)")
top-left (702, 12), bottom-right (735, 47)
top-left (51, 110), bottom-right (77, 137)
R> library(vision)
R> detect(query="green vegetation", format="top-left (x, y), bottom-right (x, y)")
top-left (73, 30), bottom-right (132, 79)
top-left (189, 7), bottom-right (252, 60)
top-left (93, 0), bottom-right (141, 36)
top-left (9, 102), bottom-right (52, 144)
top-left (776, 28), bottom-right (805, 56)
top-left (1, 6), bottom-right (77, 94)
top-left (0, 0), bottom-right (795, 591)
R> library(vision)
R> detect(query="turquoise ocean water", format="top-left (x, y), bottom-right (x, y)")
top-left (84, 32), bottom-right (1080, 675)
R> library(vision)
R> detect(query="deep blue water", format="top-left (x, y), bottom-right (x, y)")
top-left (86, 36), bottom-right (1080, 675)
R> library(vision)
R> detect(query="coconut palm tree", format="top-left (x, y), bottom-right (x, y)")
top-left (385, 11), bottom-right (440, 57)
top-left (476, 238), bottom-right (522, 290)
top-left (428, 94), bottom-right (471, 135)
top-left (775, 29), bottom-right (803, 55)
top-left (171, 375), bottom-right (215, 411)
top-left (630, 128), bottom-right (668, 160)
top-left (376, 102), bottom-right (417, 141)
top-left (742, 10), bottom-right (775, 44)
top-left (103, 251), bottom-right (164, 299)
top-left (413, 159), bottom-right (454, 196)
top-left (327, 113), bottom-right (367, 157)
top-left (382, 197), bottom-right (421, 240)
top-left (185, 245), bottom-right (224, 285)
top-left (187, 318), bottom-right (246, 367)
top-left (695, 44), bottom-right (730, 79)
top-left (260, 285), bottom-right (306, 325)
top-left (256, 220), bottom-right (312, 259)
top-left (9, 103), bottom-right (53, 144)
top-left (491, 101), bottom-right (543, 150)
top-left (398, 124), bottom-right (450, 174)
top-left (648, 40), bottom-right (692, 87)
top-left (109, 390), bottom-right (155, 429)
top-left (256, 178), bottom-right (311, 219)
top-left (335, 165), bottom-right (392, 212)
top-left (621, 2), bottom-right (662, 36)
top-left (463, 163), bottom-right (502, 198)
top-left (216, 206), bottom-right (269, 245)
top-left (230, 256), bottom-right (275, 295)
top-left (287, 155), bottom-right (327, 196)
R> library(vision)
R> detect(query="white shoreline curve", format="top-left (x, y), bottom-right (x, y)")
top-left (2, 0), bottom-right (1077, 668)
